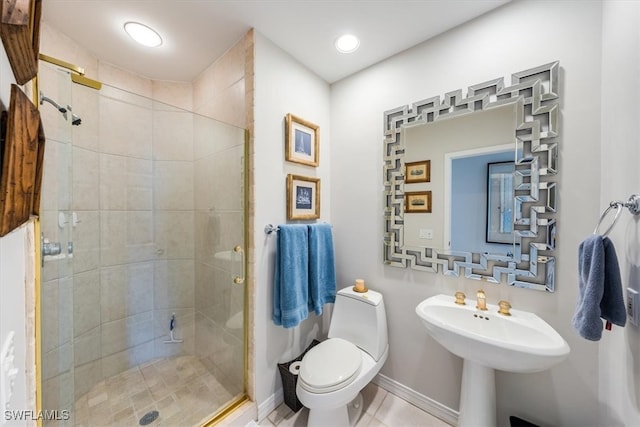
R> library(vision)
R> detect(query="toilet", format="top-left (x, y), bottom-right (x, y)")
top-left (296, 286), bottom-right (388, 427)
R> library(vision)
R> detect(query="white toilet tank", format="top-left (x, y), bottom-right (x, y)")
top-left (328, 286), bottom-right (388, 361)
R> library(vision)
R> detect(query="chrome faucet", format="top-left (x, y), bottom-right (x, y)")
top-left (476, 289), bottom-right (488, 311)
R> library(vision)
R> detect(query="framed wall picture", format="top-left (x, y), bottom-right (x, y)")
top-left (287, 174), bottom-right (320, 220)
top-left (285, 113), bottom-right (319, 167)
top-left (405, 160), bottom-right (430, 183)
top-left (405, 191), bottom-right (432, 213)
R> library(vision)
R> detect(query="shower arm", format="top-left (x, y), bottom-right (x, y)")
top-left (39, 91), bottom-right (82, 125)
top-left (39, 91), bottom-right (67, 115)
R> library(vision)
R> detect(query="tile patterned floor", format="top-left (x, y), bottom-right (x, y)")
top-left (74, 355), bottom-right (237, 426)
top-left (259, 382), bottom-right (452, 427)
top-left (74, 359), bottom-right (450, 427)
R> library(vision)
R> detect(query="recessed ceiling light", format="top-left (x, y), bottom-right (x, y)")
top-left (335, 34), bottom-right (360, 53)
top-left (124, 21), bottom-right (163, 47)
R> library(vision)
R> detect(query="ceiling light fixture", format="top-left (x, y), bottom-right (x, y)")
top-left (335, 34), bottom-right (360, 53)
top-left (124, 21), bottom-right (163, 47)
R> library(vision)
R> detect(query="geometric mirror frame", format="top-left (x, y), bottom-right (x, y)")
top-left (383, 61), bottom-right (559, 291)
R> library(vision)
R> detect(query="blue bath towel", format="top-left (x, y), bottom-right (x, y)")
top-left (272, 224), bottom-right (310, 328)
top-left (572, 234), bottom-right (626, 341)
top-left (308, 223), bottom-right (337, 315)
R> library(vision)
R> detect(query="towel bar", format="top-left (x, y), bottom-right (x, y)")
top-left (265, 223), bottom-right (333, 235)
top-left (265, 224), bottom-right (280, 235)
top-left (593, 194), bottom-right (640, 236)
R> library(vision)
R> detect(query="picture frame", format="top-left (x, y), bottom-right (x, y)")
top-left (405, 160), bottom-right (430, 183)
top-left (285, 113), bottom-right (319, 167)
top-left (486, 161), bottom-right (515, 244)
top-left (405, 191), bottom-right (431, 213)
top-left (287, 174), bottom-right (320, 220)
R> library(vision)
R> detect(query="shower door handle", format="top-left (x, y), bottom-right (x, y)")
top-left (232, 245), bottom-right (245, 285)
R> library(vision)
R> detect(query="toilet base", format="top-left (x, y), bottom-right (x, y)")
top-left (307, 392), bottom-right (363, 427)
top-left (347, 392), bottom-right (364, 426)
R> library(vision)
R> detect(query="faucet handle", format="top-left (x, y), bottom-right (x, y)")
top-left (498, 300), bottom-right (512, 316)
top-left (454, 291), bottom-right (466, 305)
top-left (475, 289), bottom-right (487, 311)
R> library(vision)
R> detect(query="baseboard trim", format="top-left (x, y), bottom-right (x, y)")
top-left (373, 373), bottom-right (459, 426)
top-left (259, 374), bottom-right (458, 425)
top-left (257, 388), bottom-right (283, 422)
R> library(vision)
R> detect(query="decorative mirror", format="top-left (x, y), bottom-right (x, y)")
top-left (383, 61), bottom-right (559, 291)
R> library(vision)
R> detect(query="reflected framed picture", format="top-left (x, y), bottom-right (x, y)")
top-left (287, 174), bottom-right (320, 220)
top-left (285, 113), bottom-right (319, 167)
top-left (405, 191), bottom-right (431, 213)
top-left (486, 161), bottom-right (515, 244)
top-left (405, 160), bottom-right (430, 183)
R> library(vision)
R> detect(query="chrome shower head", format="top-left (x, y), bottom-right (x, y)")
top-left (67, 105), bottom-right (81, 126)
top-left (71, 113), bottom-right (81, 126)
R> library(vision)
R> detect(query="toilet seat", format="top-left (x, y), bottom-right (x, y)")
top-left (298, 338), bottom-right (362, 393)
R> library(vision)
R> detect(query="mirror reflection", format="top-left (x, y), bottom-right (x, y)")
top-left (403, 102), bottom-right (517, 256)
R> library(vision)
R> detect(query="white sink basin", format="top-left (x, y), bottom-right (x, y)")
top-left (416, 294), bottom-right (570, 427)
top-left (416, 294), bottom-right (569, 373)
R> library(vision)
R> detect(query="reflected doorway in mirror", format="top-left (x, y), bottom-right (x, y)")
top-left (445, 144), bottom-right (514, 256)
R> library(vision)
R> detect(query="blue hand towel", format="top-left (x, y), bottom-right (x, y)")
top-left (272, 224), bottom-right (310, 328)
top-left (601, 237), bottom-right (626, 327)
top-left (572, 235), bottom-right (626, 341)
top-left (308, 223), bottom-right (337, 315)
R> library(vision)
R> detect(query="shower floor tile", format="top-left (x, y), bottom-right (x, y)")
top-left (74, 355), bottom-right (235, 427)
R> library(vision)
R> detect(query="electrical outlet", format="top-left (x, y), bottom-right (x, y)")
top-left (627, 288), bottom-right (639, 326)
top-left (419, 229), bottom-right (433, 239)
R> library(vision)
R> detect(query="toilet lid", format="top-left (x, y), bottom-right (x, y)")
top-left (299, 338), bottom-right (362, 392)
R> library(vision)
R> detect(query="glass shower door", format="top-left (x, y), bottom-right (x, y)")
top-left (38, 61), bottom-right (76, 425)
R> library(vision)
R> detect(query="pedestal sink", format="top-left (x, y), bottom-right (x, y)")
top-left (416, 294), bottom-right (570, 427)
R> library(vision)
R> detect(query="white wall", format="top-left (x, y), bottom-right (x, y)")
top-left (253, 32), bottom-right (332, 417)
top-left (0, 226), bottom-right (31, 426)
top-left (599, 1), bottom-right (640, 425)
top-left (331, 1), bottom-right (605, 425)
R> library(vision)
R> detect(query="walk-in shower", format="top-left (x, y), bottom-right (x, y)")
top-left (38, 58), bottom-right (247, 426)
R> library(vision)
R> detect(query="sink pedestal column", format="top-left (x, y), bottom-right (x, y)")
top-left (458, 359), bottom-right (496, 427)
